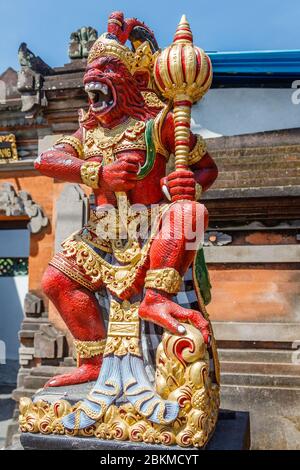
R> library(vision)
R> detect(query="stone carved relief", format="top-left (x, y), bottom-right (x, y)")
top-left (204, 231), bottom-right (232, 246)
top-left (0, 183), bottom-right (48, 234)
top-left (69, 27), bottom-right (98, 60)
top-left (17, 43), bottom-right (53, 114)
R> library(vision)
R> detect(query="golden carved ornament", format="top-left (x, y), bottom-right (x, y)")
top-left (83, 117), bottom-right (146, 162)
top-left (152, 104), bottom-right (172, 159)
top-left (0, 134), bottom-right (18, 161)
top-left (73, 339), bottom-right (106, 362)
top-left (55, 135), bottom-right (84, 159)
top-left (188, 135), bottom-right (207, 166)
top-left (88, 34), bottom-right (158, 81)
top-left (141, 90), bottom-right (165, 109)
top-left (104, 300), bottom-right (141, 357)
top-left (83, 205), bottom-right (150, 264)
top-left (145, 268), bottom-right (183, 294)
top-left (130, 41), bottom-right (159, 75)
top-left (80, 161), bottom-right (101, 189)
top-left (19, 398), bottom-right (74, 435)
top-left (110, 238), bottom-right (142, 264)
top-left (155, 324), bottom-right (219, 447)
top-left (195, 183), bottom-right (202, 201)
top-left (88, 34), bottom-right (135, 69)
top-left (59, 204), bottom-right (167, 297)
top-left (19, 324), bottom-right (219, 448)
top-left (60, 236), bottom-right (147, 298)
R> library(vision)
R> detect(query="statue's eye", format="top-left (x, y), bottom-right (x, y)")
top-left (105, 68), bottom-right (114, 73)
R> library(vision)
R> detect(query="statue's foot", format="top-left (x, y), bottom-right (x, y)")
top-left (139, 288), bottom-right (211, 344)
top-left (44, 357), bottom-right (103, 388)
top-left (62, 355), bottom-right (122, 430)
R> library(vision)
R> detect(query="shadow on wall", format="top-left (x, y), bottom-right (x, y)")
top-left (0, 383), bottom-right (16, 449)
top-left (0, 276), bottom-right (28, 385)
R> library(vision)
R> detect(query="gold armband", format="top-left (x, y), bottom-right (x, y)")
top-left (80, 161), bottom-right (101, 189)
top-left (188, 135), bottom-right (207, 166)
top-left (152, 108), bottom-right (170, 160)
top-left (55, 135), bottom-right (84, 159)
top-left (74, 339), bottom-right (106, 360)
top-left (195, 183), bottom-right (203, 201)
top-left (145, 268), bottom-right (183, 294)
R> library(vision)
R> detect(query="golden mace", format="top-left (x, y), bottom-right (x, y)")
top-left (154, 15), bottom-right (212, 173)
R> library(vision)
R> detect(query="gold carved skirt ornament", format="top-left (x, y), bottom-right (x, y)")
top-left (49, 202), bottom-right (168, 296)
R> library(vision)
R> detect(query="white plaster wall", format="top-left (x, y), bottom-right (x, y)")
top-left (0, 228), bottom-right (30, 361)
top-left (192, 88), bottom-right (300, 137)
top-left (0, 276), bottom-right (28, 360)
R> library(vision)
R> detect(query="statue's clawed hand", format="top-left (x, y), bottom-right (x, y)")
top-left (161, 169), bottom-right (196, 202)
top-left (101, 153), bottom-right (141, 192)
top-left (139, 288), bottom-right (211, 344)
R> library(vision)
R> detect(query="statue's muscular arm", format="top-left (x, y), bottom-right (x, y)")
top-left (34, 129), bottom-right (87, 183)
top-left (35, 129), bottom-right (140, 193)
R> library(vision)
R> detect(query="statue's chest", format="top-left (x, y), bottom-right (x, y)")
top-left (83, 119), bottom-right (147, 165)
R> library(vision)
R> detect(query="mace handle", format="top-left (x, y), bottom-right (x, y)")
top-left (173, 95), bottom-right (192, 172)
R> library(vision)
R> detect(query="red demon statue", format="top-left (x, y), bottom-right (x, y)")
top-left (34, 11), bottom-right (218, 389)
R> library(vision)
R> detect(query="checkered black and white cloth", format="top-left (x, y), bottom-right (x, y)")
top-left (96, 266), bottom-right (199, 379)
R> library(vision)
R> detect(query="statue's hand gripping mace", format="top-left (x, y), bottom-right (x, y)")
top-left (154, 15), bottom-right (213, 200)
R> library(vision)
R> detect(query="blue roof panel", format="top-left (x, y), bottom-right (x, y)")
top-left (207, 50), bottom-right (300, 85)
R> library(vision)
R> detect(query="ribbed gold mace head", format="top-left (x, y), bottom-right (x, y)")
top-left (154, 15), bottom-right (212, 103)
top-left (154, 15), bottom-right (213, 175)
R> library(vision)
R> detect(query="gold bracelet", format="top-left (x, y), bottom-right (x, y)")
top-left (188, 135), bottom-right (207, 166)
top-left (55, 135), bottom-right (84, 159)
top-left (145, 268), bottom-right (183, 294)
top-left (80, 161), bottom-right (101, 189)
top-left (152, 109), bottom-right (171, 160)
top-left (74, 339), bottom-right (106, 360)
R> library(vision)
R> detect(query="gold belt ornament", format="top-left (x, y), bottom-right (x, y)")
top-left (104, 300), bottom-right (141, 357)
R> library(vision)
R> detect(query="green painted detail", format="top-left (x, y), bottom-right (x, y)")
top-left (136, 119), bottom-right (156, 180)
top-left (0, 258), bottom-right (28, 277)
top-left (194, 248), bottom-right (211, 305)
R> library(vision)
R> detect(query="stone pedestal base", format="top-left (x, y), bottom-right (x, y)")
top-left (20, 410), bottom-right (250, 450)
top-left (19, 381), bottom-right (250, 450)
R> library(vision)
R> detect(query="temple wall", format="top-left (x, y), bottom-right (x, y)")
top-left (206, 130), bottom-right (300, 190)
top-left (209, 268), bottom-right (300, 323)
top-left (0, 171), bottom-right (54, 297)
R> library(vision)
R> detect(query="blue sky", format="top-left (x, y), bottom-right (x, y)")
top-left (1, 0), bottom-right (300, 73)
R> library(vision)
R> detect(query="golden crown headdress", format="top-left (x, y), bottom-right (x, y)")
top-left (87, 12), bottom-right (159, 76)
top-left (88, 33), bottom-right (135, 69)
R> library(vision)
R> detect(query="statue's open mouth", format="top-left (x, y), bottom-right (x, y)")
top-left (84, 80), bottom-right (115, 114)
